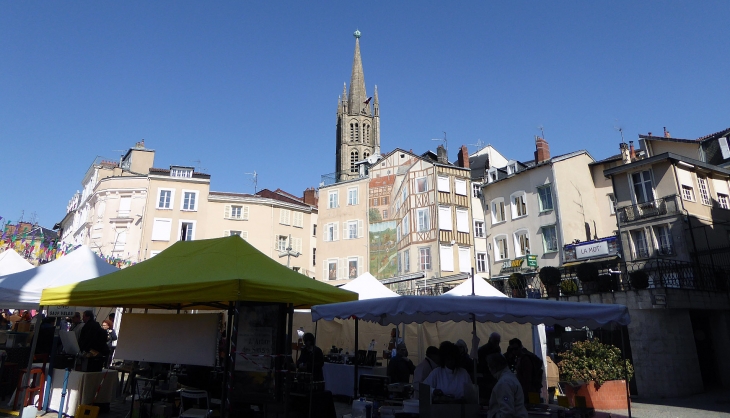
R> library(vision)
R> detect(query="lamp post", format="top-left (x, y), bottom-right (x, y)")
top-left (278, 234), bottom-right (301, 268)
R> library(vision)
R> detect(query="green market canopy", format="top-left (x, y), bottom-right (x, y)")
top-left (41, 236), bottom-right (357, 310)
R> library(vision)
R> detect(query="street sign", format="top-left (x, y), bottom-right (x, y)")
top-left (526, 255), bottom-right (538, 267)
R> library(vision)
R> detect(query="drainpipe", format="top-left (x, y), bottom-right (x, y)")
top-left (670, 165), bottom-right (700, 268)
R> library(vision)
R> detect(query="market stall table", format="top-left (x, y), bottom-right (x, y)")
top-left (322, 363), bottom-right (386, 398)
top-left (48, 369), bottom-right (118, 416)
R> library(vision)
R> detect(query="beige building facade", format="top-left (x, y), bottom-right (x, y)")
top-left (58, 142), bottom-right (318, 276)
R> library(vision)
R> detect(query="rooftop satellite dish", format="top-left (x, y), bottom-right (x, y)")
top-left (366, 154), bottom-right (382, 164)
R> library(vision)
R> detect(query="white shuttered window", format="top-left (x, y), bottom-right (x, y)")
top-left (151, 218), bottom-right (172, 241)
top-left (438, 206), bottom-right (452, 231)
top-left (440, 245), bottom-right (454, 272)
top-left (456, 208), bottom-right (469, 233)
top-left (458, 247), bottom-right (471, 273)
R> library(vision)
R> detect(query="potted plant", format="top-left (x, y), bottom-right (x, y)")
top-left (597, 274), bottom-right (616, 292)
top-left (509, 273), bottom-right (527, 298)
top-left (576, 263), bottom-right (599, 293)
top-left (629, 270), bottom-right (649, 289)
top-left (560, 279), bottom-right (578, 296)
top-left (539, 267), bottom-right (562, 298)
top-left (558, 339), bottom-right (634, 410)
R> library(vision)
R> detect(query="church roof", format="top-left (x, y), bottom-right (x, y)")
top-left (347, 32), bottom-right (369, 116)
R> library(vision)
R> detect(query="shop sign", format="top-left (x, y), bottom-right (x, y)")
top-left (502, 258), bottom-right (525, 269)
top-left (575, 241), bottom-right (609, 259)
top-left (526, 255), bottom-right (538, 267)
top-left (47, 306), bottom-right (91, 317)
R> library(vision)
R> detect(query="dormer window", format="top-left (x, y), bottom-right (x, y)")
top-left (506, 161), bottom-right (518, 175)
top-left (487, 168), bottom-right (498, 183)
top-left (170, 167), bottom-right (193, 178)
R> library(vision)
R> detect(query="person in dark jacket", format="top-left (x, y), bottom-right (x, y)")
top-left (478, 332), bottom-right (502, 403)
top-left (297, 333), bottom-right (324, 381)
top-left (387, 342), bottom-right (415, 383)
top-left (78, 310), bottom-right (109, 355)
top-left (507, 338), bottom-right (542, 403)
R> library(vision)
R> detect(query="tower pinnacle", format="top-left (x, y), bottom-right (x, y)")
top-left (354, 29), bottom-right (361, 38)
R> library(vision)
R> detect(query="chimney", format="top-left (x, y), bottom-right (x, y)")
top-left (664, 127), bottom-right (670, 138)
top-left (620, 142), bottom-right (631, 164)
top-left (534, 136), bottom-right (550, 163)
top-left (303, 187), bottom-right (318, 206)
top-left (456, 145), bottom-right (470, 168)
top-left (629, 141), bottom-right (636, 161)
top-left (436, 145), bottom-right (449, 164)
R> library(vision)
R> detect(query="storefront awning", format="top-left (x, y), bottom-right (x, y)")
top-left (562, 255), bottom-right (620, 268)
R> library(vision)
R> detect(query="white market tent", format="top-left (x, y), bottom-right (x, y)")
top-left (443, 274), bottom-right (506, 298)
top-left (0, 246), bottom-right (119, 309)
top-left (311, 296), bottom-right (630, 328)
top-left (339, 272), bottom-right (400, 299)
top-left (0, 249), bottom-right (34, 276)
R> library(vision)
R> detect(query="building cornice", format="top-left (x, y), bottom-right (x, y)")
top-left (208, 194), bottom-right (316, 213)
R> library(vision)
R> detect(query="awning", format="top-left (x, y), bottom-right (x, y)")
top-left (562, 256), bottom-right (620, 268)
top-left (41, 236), bottom-right (357, 309)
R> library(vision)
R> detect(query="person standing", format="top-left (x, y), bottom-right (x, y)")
top-left (423, 341), bottom-right (476, 401)
top-left (413, 346), bottom-right (439, 398)
top-left (70, 312), bottom-right (85, 340)
top-left (296, 333), bottom-right (324, 381)
top-left (456, 339), bottom-right (476, 383)
top-left (78, 310), bottom-right (109, 356)
top-left (102, 319), bottom-right (118, 364)
top-left (478, 332), bottom-right (502, 403)
top-left (507, 338), bottom-right (543, 403)
top-left (486, 353), bottom-right (528, 418)
top-left (387, 342), bottom-right (415, 384)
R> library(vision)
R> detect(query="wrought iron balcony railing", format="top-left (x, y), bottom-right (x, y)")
top-left (616, 194), bottom-right (680, 225)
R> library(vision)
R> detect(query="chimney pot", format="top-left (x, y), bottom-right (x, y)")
top-left (436, 145), bottom-right (449, 164)
top-left (457, 145), bottom-right (470, 168)
top-left (629, 141), bottom-right (636, 161)
top-left (534, 136), bottom-right (550, 163)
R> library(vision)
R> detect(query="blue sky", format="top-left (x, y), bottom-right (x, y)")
top-left (2, 1), bottom-right (729, 228)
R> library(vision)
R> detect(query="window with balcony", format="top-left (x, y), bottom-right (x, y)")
top-left (491, 198), bottom-right (506, 224)
top-left (537, 185), bottom-right (553, 212)
top-left (654, 225), bottom-right (673, 255)
top-left (697, 177), bottom-right (711, 206)
top-left (541, 225), bottom-right (558, 253)
top-left (631, 229), bottom-right (649, 259)
top-left (632, 170), bottom-right (655, 204)
top-left (494, 235), bottom-right (508, 261)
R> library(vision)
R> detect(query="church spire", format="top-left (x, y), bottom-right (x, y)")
top-left (347, 30), bottom-right (368, 116)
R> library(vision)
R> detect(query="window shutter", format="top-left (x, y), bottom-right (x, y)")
top-left (437, 176), bottom-right (450, 192)
top-left (455, 179), bottom-right (467, 196)
top-left (224, 230), bottom-right (230, 237)
top-left (333, 223), bottom-right (339, 241)
top-left (721, 137), bottom-right (730, 159)
top-left (224, 205), bottom-right (230, 219)
top-left (151, 218), bottom-right (172, 241)
top-left (323, 264), bottom-right (328, 281)
top-left (358, 220), bottom-right (364, 238)
top-left (440, 245), bottom-right (454, 271)
top-left (280, 209), bottom-right (291, 225)
top-left (293, 237), bottom-right (302, 253)
top-left (438, 207), bottom-right (453, 231)
top-left (458, 247), bottom-right (471, 273)
top-left (456, 209), bottom-right (469, 233)
top-left (343, 222), bottom-right (349, 239)
top-left (241, 231), bottom-right (248, 240)
top-left (358, 256), bottom-right (364, 276)
top-left (243, 206), bottom-right (250, 220)
top-left (339, 258), bottom-right (347, 279)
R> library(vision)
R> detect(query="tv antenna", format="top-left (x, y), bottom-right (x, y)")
top-left (431, 131), bottom-right (448, 154)
top-left (614, 122), bottom-right (626, 143)
top-left (468, 139), bottom-right (485, 152)
top-left (245, 171), bottom-right (258, 193)
top-left (537, 125), bottom-right (546, 139)
top-left (192, 160), bottom-right (207, 173)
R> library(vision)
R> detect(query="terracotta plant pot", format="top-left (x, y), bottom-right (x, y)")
top-left (563, 380), bottom-right (629, 410)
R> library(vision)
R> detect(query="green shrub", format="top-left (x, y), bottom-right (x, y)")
top-left (509, 273), bottom-right (526, 288)
top-left (630, 270), bottom-right (649, 289)
top-left (576, 263), bottom-right (599, 283)
top-left (558, 339), bottom-right (634, 385)
top-left (560, 279), bottom-right (578, 295)
top-left (539, 267), bottom-right (562, 286)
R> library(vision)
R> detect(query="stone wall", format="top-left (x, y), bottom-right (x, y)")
top-left (627, 308), bottom-right (703, 397)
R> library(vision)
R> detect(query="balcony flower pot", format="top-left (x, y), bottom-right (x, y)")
top-left (558, 340), bottom-right (634, 410)
top-left (539, 267), bottom-right (561, 298)
top-left (509, 273), bottom-right (527, 298)
top-left (629, 270), bottom-right (649, 289)
top-left (597, 274), bottom-right (617, 292)
top-left (576, 263), bottom-right (599, 294)
top-left (560, 279), bottom-right (578, 296)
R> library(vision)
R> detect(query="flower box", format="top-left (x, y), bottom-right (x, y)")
top-left (564, 380), bottom-right (629, 410)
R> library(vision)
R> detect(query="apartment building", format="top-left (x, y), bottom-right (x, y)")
top-left (480, 137), bottom-right (617, 279)
top-left (316, 146), bottom-right (476, 290)
top-left (57, 142), bottom-right (318, 276)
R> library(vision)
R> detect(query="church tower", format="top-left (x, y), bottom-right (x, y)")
top-left (336, 30), bottom-right (380, 181)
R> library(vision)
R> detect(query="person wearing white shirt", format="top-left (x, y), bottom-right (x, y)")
top-left (413, 346), bottom-right (440, 398)
top-left (423, 341), bottom-right (476, 401)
